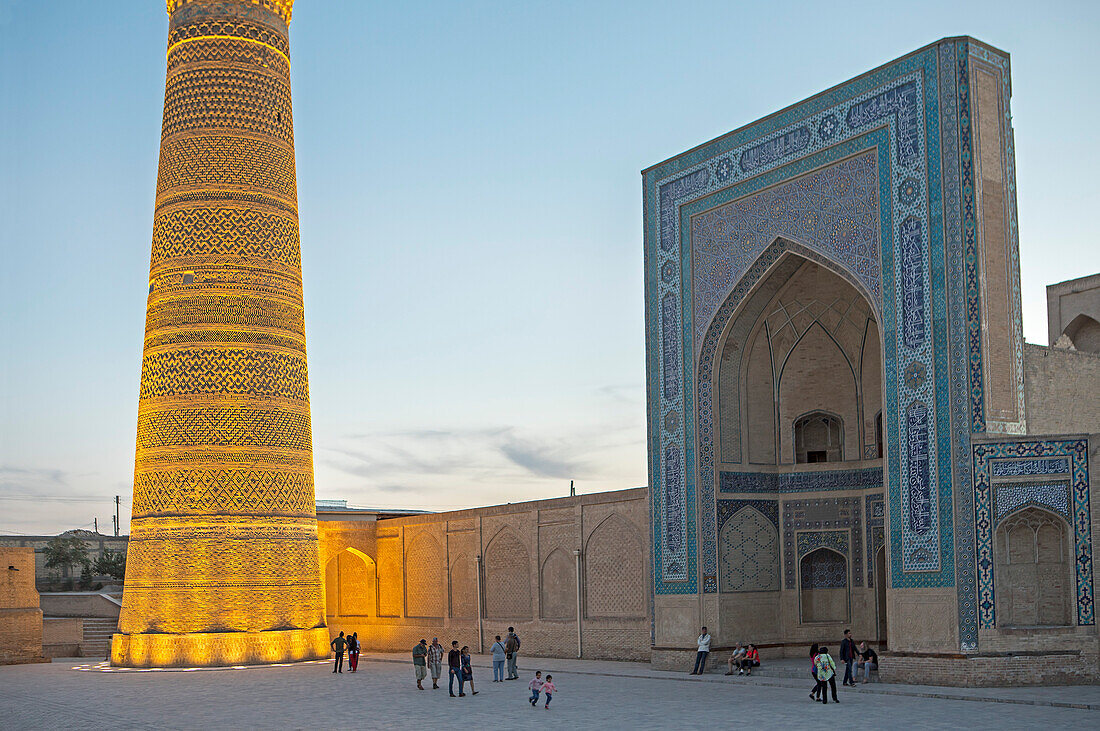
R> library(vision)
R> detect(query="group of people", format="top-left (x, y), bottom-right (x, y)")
top-left (689, 624), bottom-right (881, 705)
top-left (808, 629), bottom-right (879, 704)
top-left (411, 627), bottom-right (523, 697)
top-left (689, 627), bottom-right (761, 676)
top-left (329, 631), bottom-right (361, 673)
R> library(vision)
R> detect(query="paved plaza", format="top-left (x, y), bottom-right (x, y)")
top-left (3, 653), bottom-right (1099, 729)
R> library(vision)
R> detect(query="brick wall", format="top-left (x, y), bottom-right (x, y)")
top-left (879, 647), bottom-right (1099, 686)
top-left (317, 489), bottom-right (650, 661)
top-left (1024, 344), bottom-right (1100, 434)
top-left (0, 547), bottom-right (46, 665)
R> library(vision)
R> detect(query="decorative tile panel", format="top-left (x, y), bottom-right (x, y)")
top-left (720, 468), bottom-right (882, 494)
top-left (972, 438), bottom-right (1092, 629)
top-left (783, 498), bottom-right (862, 589)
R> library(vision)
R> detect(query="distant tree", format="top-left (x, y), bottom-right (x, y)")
top-left (43, 535), bottom-right (91, 580)
top-left (93, 548), bottom-right (126, 579)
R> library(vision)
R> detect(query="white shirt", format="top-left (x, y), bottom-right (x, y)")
top-left (697, 634), bottom-right (711, 652)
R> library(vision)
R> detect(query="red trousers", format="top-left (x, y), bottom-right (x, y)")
top-left (349, 651), bottom-right (359, 671)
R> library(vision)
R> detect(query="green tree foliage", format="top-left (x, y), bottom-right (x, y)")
top-left (43, 535), bottom-right (91, 579)
top-left (93, 548), bottom-right (126, 579)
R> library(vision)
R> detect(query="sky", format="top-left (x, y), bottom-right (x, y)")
top-left (2, 0), bottom-right (1098, 535)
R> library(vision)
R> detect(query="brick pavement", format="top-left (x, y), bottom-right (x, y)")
top-left (2, 654), bottom-right (1098, 729)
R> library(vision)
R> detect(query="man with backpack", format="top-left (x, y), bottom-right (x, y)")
top-left (504, 627), bottom-right (521, 680)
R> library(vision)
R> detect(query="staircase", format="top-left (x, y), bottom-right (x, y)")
top-left (81, 617), bottom-right (118, 659)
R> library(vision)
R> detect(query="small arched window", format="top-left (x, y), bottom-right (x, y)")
top-left (794, 411), bottom-right (844, 463)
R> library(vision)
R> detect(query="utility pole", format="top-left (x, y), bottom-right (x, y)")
top-left (570, 480), bottom-right (575, 497)
top-left (94, 518), bottom-right (98, 534)
top-left (114, 495), bottom-right (120, 537)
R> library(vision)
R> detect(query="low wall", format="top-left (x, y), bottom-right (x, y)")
top-left (318, 488), bottom-right (651, 662)
top-left (38, 592), bottom-right (122, 619)
top-left (42, 617), bottom-right (83, 658)
top-left (879, 648), bottom-right (1099, 686)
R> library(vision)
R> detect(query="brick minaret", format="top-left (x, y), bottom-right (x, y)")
top-left (111, 0), bottom-right (329, 667)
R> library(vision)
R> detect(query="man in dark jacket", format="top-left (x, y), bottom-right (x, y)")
top-left (839, 629), bottom-right (855, 687)
top-left (504, 627), bottom-right (521, 680)
top-left (448, 640), bottom-right (465, 697)
top-left (331, 631), bottom-right (347, 673)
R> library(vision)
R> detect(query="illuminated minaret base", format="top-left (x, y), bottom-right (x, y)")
top-left (111, 0), bottom-right (329, 667)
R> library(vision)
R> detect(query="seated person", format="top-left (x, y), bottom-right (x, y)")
top-left (739, 643), bottom-right (760, 675)
top-left (856, 641), bottom-right (878, 683)
top-left (724, 643), bottom-right (747, 675)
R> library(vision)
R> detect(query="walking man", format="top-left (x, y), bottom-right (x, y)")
top-left (504, 626), bottom-right (521, 680)
top-left (413, 638), bottom-right (428, 690)
top-left (427, 637), bottom-right (444, 689)
top-left (690, 626), bottom-right (711, 675)
top-left (330, 631), bottom-right (346, 674)
top-left (840, 629), bottom-right (856, 687)
top-left (447, 640), bottom-right (465, 697)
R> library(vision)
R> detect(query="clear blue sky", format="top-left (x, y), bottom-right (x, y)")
top-left (2, 0), bottom-right (1098, 535)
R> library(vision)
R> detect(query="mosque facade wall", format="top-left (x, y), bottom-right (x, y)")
top-left (641, 34), bottom-right (1099, 684)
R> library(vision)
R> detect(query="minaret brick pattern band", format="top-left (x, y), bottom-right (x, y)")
top-left (111, 0), bottom-right (330, 667)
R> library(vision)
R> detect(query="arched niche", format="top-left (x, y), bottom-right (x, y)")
top-left (484, 527), bottom-right (532, 618)
top-left (1062, 313), bottom-right (1100, 354)
top-left (994, 507), bottom-right (1073, 627)
top-left (714, 254), bottom-right (881, 467)
top-left (585, 515), bottom-right (645, 617)
top-left (799, 547), bottom-right (849, 623)
top-left (324, 548), bottom-right (376, 619)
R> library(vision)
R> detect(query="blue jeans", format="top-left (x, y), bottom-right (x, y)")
top-left (843, 659), bottom-right (854, 684)
top-left (544, 692), bottom-right (552, 707)
top-left (493, 660), bottom-right (505, 681)
top-left (529, 688), bottom-right (540, 704)
top-left (507, 654), bottom-right (518, 678)
top-left (449, 667), bottom-right (464, 695)
top-left (692, 651), bottom-right (708, 674)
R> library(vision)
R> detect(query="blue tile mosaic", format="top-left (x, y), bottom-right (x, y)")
top-left (994, 482), bottom-right (1070, 523)
top-left (719, 468), bottom-right (882, 494)
top-left (990, 458), bottom-right (1070, 478)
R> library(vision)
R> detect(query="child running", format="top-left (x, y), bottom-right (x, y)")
top-left (528, 670), bottom-right (543, 706)
top-left (541, 674), bottom-right (556, 709)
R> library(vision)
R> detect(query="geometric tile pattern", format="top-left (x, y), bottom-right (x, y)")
top-left (139, 349), bottom-right (310, 400)
top-left (151, 207), bottom-right (302, 269)
top-left (156, 135), bottom-right (297, 200)
top-left (799, 540), bottom-right (849, 589)
top-left (994, 482), bottom-right (1070, 523)
top-left (136, 407), bottom-right (312, 450)
top-left (718, 504), bottom-right (780, 592)
top-left (972, 438), bottom-right (1093, 629)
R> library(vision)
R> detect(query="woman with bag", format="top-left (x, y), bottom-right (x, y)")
top-left (490, 635), bottom-right (507, 682)
top-left (347, 632), bottom-right (360, 672)
top-left (460, 646), bottom-right (479, 695)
